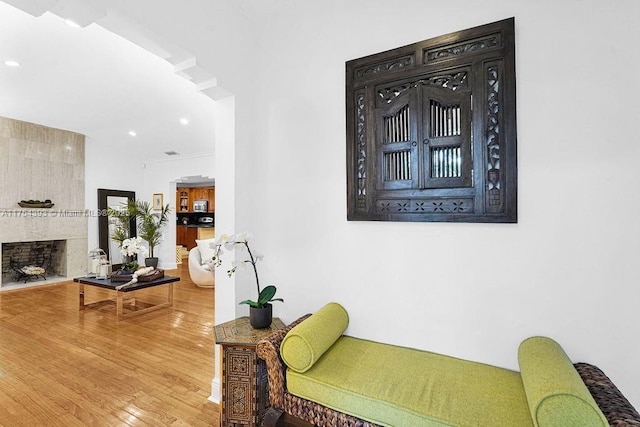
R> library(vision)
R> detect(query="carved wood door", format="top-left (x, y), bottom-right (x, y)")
top-left (346, 18), bottom-right (517, 223)
top-left (422, 87), bottom-right (472, 189)
top-left (375, 89), bottom-right (419, 190)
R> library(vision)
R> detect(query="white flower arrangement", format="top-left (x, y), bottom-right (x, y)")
top-left (120, 236), bottom-right (148, 258)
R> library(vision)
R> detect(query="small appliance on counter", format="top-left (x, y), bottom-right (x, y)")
top-left (198, 216), bottom-right (214, 226)
top-left (193, 200), bottom-right (208, 212)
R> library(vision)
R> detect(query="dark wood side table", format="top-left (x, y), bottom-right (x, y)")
top-left (215, 316), bottom-right (285, 426)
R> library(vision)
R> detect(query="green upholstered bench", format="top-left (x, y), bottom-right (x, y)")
top-left (257, 303), bottom-right (640, 427)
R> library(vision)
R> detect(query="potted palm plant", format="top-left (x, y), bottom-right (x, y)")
top-left (212, 232), bottom-right (283, 328)
top-left (132, 200), bottom-right (171, 268)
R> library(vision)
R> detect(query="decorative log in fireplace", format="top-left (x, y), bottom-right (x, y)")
top-left (10, 251), bottom-right (52, 283)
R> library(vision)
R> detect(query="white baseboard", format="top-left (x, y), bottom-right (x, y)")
top-left (208, 377), bottom-right (221, 403)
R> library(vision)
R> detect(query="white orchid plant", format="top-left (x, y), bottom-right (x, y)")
top-left (212, 232), bottom-right (283, 309)
top-left (120, 236), bottom-right (148, 270)
top-left (121, 236), bottom-right (148, 257)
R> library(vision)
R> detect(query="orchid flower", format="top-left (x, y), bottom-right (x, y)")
top-left (210, 231), bottom-right (283, 308)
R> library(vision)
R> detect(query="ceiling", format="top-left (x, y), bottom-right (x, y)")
top-left (0, 1), bottom-right (217, 167)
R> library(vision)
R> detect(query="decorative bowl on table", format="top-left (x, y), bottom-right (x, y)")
top-left (18, 199), bottom-right (54, 208)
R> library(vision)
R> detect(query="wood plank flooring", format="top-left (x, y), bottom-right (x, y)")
top-left (0, 262), bottom-right (220, 426)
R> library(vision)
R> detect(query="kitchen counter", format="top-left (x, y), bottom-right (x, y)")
top-left (197, 227), bottom-right (214, 240)
top-left (182, 224), bottom-right (214, 228)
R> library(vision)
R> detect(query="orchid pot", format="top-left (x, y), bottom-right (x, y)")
top-left (249, 303), bottom-right (273, 329)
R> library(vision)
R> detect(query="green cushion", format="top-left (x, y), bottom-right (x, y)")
top-left (287, 336), bottom-right (533, 427)
top-left (518, 336), bottom-right (608, 427)
top-left (280, 302), bottom-right (349, 373)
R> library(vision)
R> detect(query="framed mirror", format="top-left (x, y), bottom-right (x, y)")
top-left (98, 189), bottom-right (136, 268)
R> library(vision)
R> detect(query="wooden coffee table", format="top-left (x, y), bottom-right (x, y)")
top-left (73, 275), bottom-right (179, 320)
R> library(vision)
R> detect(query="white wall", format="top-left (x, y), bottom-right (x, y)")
top-left (233, 0), bottom-right (640, 407)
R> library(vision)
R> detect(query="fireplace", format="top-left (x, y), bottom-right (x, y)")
top-left (0, 116), bottom-right (88, 290)
top-left (2, 240), bottom-right (67, 284)
top-left (0, 213), bottom-right (88, 290)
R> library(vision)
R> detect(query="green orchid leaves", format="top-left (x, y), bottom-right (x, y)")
top-left (240, 284), bottom-right (284, 308)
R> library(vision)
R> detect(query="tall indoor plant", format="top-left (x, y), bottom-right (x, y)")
top-left (212, 232), bottom-right (283, 328)
top-left (132, 200), bottom-right (171, 268)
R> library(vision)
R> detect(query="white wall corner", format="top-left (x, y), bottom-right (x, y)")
top-left (173, 56), bottom-right (197, 73)
top-left (200, 84), bottom-right (233, 102)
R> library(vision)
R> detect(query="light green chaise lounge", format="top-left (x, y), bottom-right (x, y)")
top-left (257, 302), bottom-right (640, 427)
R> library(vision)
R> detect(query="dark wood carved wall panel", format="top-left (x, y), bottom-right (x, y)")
top-left (346, 18), bottom-right (517, 223)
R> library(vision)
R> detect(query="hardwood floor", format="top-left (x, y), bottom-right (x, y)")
top-left (0, 262), bottom-right (220, 426)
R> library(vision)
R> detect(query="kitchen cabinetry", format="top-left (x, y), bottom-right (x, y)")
top-left (175, 187), bottom-right (214, 212)
top-left (191, 188), bottom-right (208, 202)
top-left (177, 188), bottom-right (191, 212)
top-left (176, 226), bottom-right (198, 250)
top-left (207, 187), bottom-right (215, 212)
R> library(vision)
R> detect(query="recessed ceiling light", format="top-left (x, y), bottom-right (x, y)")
top-left (65, 19), bottom-right (81, 28)
top-left (180, 118), bottom-right (189, 125)
top-left (4, 60), bottom-right (20, 67)
top-left (128, 131), bottom-right (137, 137)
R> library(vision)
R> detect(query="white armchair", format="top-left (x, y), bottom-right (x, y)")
top-left (188, 241), bottom-right (215, 288)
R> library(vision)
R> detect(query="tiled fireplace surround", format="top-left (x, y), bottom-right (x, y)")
top-left (0, 117), bottom-right (87, 288)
